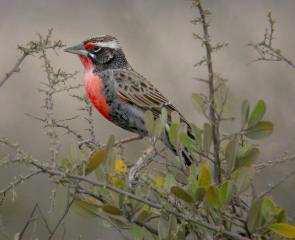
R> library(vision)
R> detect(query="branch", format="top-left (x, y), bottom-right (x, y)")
top-left (255, 153), bottom-right (295, 172)
top-left (0, 53), bottom-right (28, 88)
top-left (194, 0), bottom-right (221, 183)
top-left (0, 28), bottom-right (65, 89)
top-left (48, 197), bottom-right (75, 240)
top-left (1, 136), bottom-right (250, 240)
top-left (114, 134), bottom-right (143, 146)
top-left (18, 203), bottom-right (52, 240)
top-left (30, 161), bottom-right (250, 240)
top-left (0, 171), bottom-right (42, 204)
top-left (128, 146), bottom-right (156, 187)
top-left (248, 11), bottom-right (295, 69)
top-left (258, 169), bottom-right (295, 198)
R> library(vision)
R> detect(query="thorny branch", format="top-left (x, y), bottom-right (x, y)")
top-left (48, 197), bottom-right (75, 240)
top-left (248, 11), bottom-right (295, 68)
top-left (192, 0), bottom-right (222, 183)
top-left (0, 138), bottom-right (251, 240)
top-left (0, 28), bottom-right (64, 89)
top-left (18, 203), bottom-right (52, 240)
top-left (0, 6), bottom-right (294, 240)
top-left (0, 171), bottom-right (42, 204)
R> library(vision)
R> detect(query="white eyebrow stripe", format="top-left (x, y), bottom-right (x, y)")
top-left (96, 40), bottom-right (120, 49)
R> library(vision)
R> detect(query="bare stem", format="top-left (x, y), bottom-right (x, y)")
top-left (0, 53), bottom-right (28, 88)
top-left (47, 197), bottom-right (75, 240)
top-left (195, 0), bottom-right (221, 183)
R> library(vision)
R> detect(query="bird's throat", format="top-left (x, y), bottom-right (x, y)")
top-left (79, 55), bottom-right (93, 70)
top-left (82, 57), bottom-right (111, 120)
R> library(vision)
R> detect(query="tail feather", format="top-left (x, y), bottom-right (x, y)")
top-left (162, 127), bottom-right (194, 166)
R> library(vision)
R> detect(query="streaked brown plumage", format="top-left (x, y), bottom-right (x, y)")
top-left (65, 35), bottom-right (193, 165)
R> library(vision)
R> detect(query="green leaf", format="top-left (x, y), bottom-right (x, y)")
top-left (164, 173), bottom-right (176, 191)
top-left (73, 198), bottom-right (100, 218)
top-left (144, 110), bottom-right (154, 134)
top-left (269, 223), bottom-right (295, 238)
top-left (194, 187), bottom-right (206, 202)
top-left (179, 132), bottom-right (196, 152)
top-left (187, 164), bottom-right (198, 197)
top-left (130, 225), bottom-right (144, 240)
top-left (261, 197), bottom-right (277, 221)
top-left (171, 186), bottom-right (194, 203)
top-left (158, 215), bottom-right (169, 240)
top-left (218, 181), bottom-right (233, 206)
top-left (245, 121), bottom-right (274, 139)
top-left (225, 137), bottom-right (239, 174)
top-left (236, 146), bottom-right (260, 169)
top-left (192, 93), bottom-right (207, 113)
top-left (133, 206), bottom-right (153, 223)
top-left (168, 123), bottom-right (180, 147)
top-left (261, 197), bottom-right (285, 225)
top-left (248, 100), bottom-right (266, 127)
top-left (247, 198), bottom-right (263, 233)
top-left (205, 185), bottom-right (221, 209)
top-left (101, 204), bottom-right (122, 216)
top-left (83, 135), bottom-right (115, 175)
top-left (198, 162), bottom-right (212, 189)
top-left (154, 118), bottom-right (164, 137)
top-left (168, 215), bottom-right (178, 239)
top-left (241, 99), bottom-right (250, 127)
top-left (232, 167), bottom-right (254, 193)
top-left (203, 123), bottom-right (212, 154)
top-left (190, 123), bottom-right (202, 151)
top-left (276, 209), bottom-right (287, 223)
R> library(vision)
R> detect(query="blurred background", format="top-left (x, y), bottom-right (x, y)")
top-left (0, 0), bottom-right (294, 239)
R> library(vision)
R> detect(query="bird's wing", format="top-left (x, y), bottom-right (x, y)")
top-left (110, 68), bottom-right (187, 121)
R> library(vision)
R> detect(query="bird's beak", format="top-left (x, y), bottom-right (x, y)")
top-left (64, 43), bottom-right (88, 56)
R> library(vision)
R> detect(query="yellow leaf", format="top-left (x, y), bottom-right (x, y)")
top-left (114, 159), bottom-right (127, 174)
top-left (171, 186), bottom-right (194, 203)
top-left (73, 197), bottom-right (101, 217)
top-left (154, 175), bottom-right (165, 189)
top-left (269, 223), bottom-right (295, 238)
top-left (108, 174), bottom-right (125, 188)
top-left (205, 185), bottom-right (221, 209)
top-left (198, 162), bottom-right (212, 189)
top-left (84, 147), bottom-right (108, 175)
top-left (102, 204), bottom-right (122, 216)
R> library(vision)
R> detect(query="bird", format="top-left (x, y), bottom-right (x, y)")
top-left (64, 35), bottom-right (193, 165)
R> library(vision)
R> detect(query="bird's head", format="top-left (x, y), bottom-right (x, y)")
top-left (64, 35), bottom-right (128, 71)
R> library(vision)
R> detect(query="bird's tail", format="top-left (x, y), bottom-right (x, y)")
top-left (162, 119), bottom-right (194, 166)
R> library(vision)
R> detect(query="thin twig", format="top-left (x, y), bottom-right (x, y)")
top-left (0, 171), bottom-right (42, 203)
top-left (18, 203), bottom-right (52, 240)
top-left (48, 197), bottom-right (75, 240)
top-left (258, 169), bottom-right (295, 198)
top-left (248, 11), bottom-right (295, 69)
top-left (30, 161), bottom-right (250, 240)
top-left (0, 53), bottom-right (28, 88)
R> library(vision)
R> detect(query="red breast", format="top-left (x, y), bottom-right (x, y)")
top-left (79, 55), bottom-right (111, 120)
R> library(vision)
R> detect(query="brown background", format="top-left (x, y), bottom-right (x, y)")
top-left (0, 0), bottom-right (294, 239)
